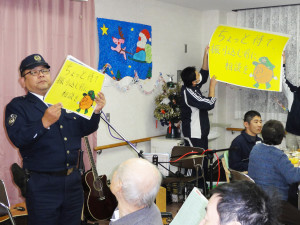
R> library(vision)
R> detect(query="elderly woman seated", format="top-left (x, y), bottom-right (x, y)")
top-left (248, 120), bottom-right (300, 225)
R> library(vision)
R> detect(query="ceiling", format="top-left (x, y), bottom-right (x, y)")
top-left (157, 0), bottom-right (300, 12)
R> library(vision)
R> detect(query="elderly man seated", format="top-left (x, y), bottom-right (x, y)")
top-left (199, 181), bottom-right (279, 225)
top-left (109, 158), bottom-right (163, 225)
top-left (248, 120), bottom-right (300, 225)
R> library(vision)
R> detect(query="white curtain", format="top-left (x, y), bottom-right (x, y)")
top-left (233, 6), bottom-right (300, 121)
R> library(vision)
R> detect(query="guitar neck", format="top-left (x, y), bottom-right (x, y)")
top-left (84, 136), bottom-right (99, 179)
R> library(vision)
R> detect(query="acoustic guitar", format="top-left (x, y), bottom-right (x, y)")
top-left (82, 136), bottom-right (117, 221)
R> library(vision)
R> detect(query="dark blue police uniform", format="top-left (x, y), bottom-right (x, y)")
top-left (5, 92), bottom-right (101, 225)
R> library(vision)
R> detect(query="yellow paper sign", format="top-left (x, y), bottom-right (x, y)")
top-left (209, 25), bottom-right (289, 91)
top-left (44, 55), bottom-right (105, 119)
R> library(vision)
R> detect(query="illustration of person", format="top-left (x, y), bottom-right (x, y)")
top-left (133, 29), bottom-right (152, 62)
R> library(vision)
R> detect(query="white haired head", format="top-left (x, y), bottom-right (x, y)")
top-left (112, 158), bottom-right (162, 208)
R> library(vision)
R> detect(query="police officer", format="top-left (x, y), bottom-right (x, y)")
top-left (5, 54), bottom-right (106, 225)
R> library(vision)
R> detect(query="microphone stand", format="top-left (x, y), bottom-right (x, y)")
top-left (100, 112), bottom-right (199, 186)
top-left (100, 113), bottom-right (178, 180)
top-left (205, 148), bottom-right (232, 191)
top-left (100, 113), bottom-right (144, 158)
top-left (100, 113), bottom-right (174, 185)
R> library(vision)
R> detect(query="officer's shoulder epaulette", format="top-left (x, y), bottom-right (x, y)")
top-left (9, 95), bottom-right (27, 104)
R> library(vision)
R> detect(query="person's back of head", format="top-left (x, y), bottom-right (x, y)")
top-left (114, 158), bottom-right (162, 208)
top-left (244, 110), bottom-right (261, 123)
top-left (181, 66), bottom-right (196, 88)
top-left (211, 181), bottom-right (279, 225)
top-left (262, 120), bottom-right (285, 145)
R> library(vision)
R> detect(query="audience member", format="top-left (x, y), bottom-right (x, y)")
top-left (109, 158), bottom-right (163, 225)
top-left (248, 120), bottom-right (300, 224)
top-left (199, 181), bottom-right (279, 225)
top-left (229, 110), bottom-right (262, 171)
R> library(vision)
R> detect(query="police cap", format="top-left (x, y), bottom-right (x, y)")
top-left (19, 54), bottom-right (50, 76)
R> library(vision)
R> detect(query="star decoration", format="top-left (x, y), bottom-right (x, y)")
top-left (101, 24), bottom-right (108, 35)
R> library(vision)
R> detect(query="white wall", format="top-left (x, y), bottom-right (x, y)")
top-left (199, 10), bottom-right (242, 151)
top-left (94, 0), bottom-right (239, 179)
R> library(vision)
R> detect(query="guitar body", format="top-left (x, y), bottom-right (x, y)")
top-left (82, 170), bottom-right (118, 221)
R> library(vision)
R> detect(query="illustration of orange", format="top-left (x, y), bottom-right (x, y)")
top-left (253, 64), bottom-right (274, 84)
top-left (76, 90), bottom-right (95, 114)
top-left (252, 57), bottom-right (275, 89)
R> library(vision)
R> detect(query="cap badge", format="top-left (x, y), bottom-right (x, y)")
top-left (34, 55), bottom-right (42, 62)
top-left (8, 114), bottom-right (17, 126)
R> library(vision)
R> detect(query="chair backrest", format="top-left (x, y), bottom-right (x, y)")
top-left (221, 157), bottom-right (230, 183)
top-left (170, 146), bottom-right (204, 169)
top-left (229, 169), bottom-right (254, 182)
top-left (0, 179), bottom-right (10, 216)
top-left (223, 151), bottom-right (229, 169)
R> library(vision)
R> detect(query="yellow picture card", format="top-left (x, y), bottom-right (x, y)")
top-left (209, 25), bottom-right (290, 92)
top-left (44, 56), bottom-right (105, 119)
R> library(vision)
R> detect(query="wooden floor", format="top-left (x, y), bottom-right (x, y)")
top-left (166, 202), bottom-right (183, 217)
top-left (93, 202), bottom-right (183, 225)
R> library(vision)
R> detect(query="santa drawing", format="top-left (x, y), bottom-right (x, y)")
top-left (133, 29), bottom-right (152, 63)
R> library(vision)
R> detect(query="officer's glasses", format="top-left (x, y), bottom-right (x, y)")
top-left (23, 68), bottom-right (50, 77)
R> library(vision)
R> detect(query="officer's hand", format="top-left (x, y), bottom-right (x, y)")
top-left (94, 92), bottom-right (106, 114)
top-left (42, 103), bottom-right (62, 128)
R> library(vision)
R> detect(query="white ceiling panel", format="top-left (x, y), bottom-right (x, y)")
top-left (157, 0), bottom-right (300, 12)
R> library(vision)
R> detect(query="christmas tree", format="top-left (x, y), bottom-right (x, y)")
top-left (116, 70), bottom-right (122, 81)
top-left (146, 67), bottom-right (152, 79)
top-left (154, 77), bottom-right (181, 138)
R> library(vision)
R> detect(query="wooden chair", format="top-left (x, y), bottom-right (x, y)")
top-left (156, 186), bottom-right (173, 224)
top-left (221, 158), bottom-right (230, 183)
top-left (221, 152), bottom-right (249, 183)
top-left (0, 179), bottom-right (16, 225)
top-left (229, 169), bottom-right (254, 182)
top-left (221, 151), bottom-right (230, 183)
